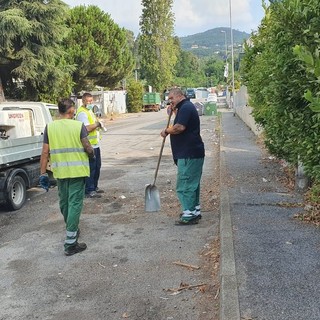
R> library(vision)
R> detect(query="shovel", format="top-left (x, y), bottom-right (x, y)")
top-left (145, 109), bottom-right (173, 212)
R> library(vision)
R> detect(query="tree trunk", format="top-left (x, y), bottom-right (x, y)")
top-left (0, 77), bottom-right (5, 102)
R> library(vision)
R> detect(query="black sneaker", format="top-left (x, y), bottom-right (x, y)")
top-left (179, 211), bottom-right (202, 219)
top-left (175, 217), bottom-right (200, 225)
top-left (85, 191), bottom-right (101, 198)
top-left (175, 213), bottom-right (200, 225)
top-left (195, 211), bottom-right (202, 219)
top-left (64, 242), bottom-right (87, 256)
top-left (95, 187), bottom-right (105, 194)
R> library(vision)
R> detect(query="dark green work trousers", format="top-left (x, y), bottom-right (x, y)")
top-left (57, 177), bottom-right (85, 249)
top-left (176, 158), bottom-right (204, 213)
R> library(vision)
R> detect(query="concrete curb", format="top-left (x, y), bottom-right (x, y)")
top-left (219, 122), bottom-right (240, 320)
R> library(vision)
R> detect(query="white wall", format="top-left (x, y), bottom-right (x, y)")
top-left (233, 86), bottom-right (263, 136)
top-left (76, 90), bottom-right (127, 115)
top-left (102, 90), bottom-right (127, 114)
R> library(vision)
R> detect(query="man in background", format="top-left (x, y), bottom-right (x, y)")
top-left (76, 92), bottom-right (104, 198)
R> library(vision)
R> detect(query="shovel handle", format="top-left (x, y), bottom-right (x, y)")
top-left (153, 109), bottom-right (173, 185)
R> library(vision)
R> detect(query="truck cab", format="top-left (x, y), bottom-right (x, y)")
top-left (0, 101), bottom-right (56, 136)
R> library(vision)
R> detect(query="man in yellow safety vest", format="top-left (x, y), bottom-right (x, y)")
top-left (40, 98), bottom-right (94, 256)
top-left (76, 92), bottom-right (104, 198)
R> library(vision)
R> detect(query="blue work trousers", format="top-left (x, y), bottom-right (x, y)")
top-left (86, 147), bottom-right (102, 193)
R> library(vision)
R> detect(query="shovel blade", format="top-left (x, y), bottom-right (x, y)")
top-left (145, 184), bottom-right (161, 212)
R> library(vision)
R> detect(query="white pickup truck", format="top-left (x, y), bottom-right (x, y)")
top-left (0, 101), bottom-right (58, 210)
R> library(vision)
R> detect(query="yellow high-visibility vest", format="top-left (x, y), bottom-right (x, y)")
top-left (76, 106), bottom-right (99, 145)
top-left (47, 119), bottom-right (89, 179)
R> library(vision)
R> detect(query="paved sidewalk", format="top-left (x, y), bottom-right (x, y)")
top-left (219, 110), bottom-right (320, 320)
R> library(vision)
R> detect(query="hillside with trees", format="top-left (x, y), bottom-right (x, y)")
top-left (179, 27), bottom-right (250, 58)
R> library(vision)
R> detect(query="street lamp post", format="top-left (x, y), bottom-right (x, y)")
top-left (229, 0), bottom-right (235, 111)
top-left (221, 29), bottom-right (229, 102)
top-left (221, 30), bottom-right (227, 61)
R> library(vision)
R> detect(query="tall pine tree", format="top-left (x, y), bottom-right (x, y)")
top-left (65, 5), bottom-right (134, 93)
top-left (139, 0), bottom-right (178, 92)
top-left (0, 0), bottom-right (73, 101)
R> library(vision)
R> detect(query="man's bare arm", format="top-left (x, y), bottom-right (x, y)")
top-left (81, 137), bottom-right (94, 158)
top-left (85, 122), bottom-right (101, 133)
top-left (167, 123), bottom-right (186, 134)
top-left (161, 123), bottom-right (186, 137)
top-left (40, 143), bottom-right (50, 174)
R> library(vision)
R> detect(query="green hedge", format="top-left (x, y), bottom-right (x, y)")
top-left (126, 81), bottom-right (144, 113)
top-left (241, 0), bottom-right (320, 183)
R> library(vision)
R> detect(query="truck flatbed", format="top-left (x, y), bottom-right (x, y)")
top-left (0, 134), bottom-right (43, 169)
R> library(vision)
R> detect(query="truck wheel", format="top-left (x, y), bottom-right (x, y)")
top-left (6, 175), bottom-right (26, 211)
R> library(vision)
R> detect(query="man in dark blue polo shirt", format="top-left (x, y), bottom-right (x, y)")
top-left (161, 88), bottom-right (205, 224)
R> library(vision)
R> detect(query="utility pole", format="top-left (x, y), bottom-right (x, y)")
top-left (221, 29), bottom-right (229, 106)
top-left (229, 0), bottom-right (235, 112)
top-left (221, 30), bottom-right (228, 60)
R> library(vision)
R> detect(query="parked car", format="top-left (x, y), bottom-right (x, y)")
top-left (161, 100), bottom-right (170, 109)
top-left (161, 91), bottom-right (169, 109)
top-left (185, 88), bottom-right (196, 99)
top-left (195, 87), bottom-right (209, 99)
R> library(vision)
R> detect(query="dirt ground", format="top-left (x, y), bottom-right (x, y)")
top-left (0, 110), bottom-right (221, 320)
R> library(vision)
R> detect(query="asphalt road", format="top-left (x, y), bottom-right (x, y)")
top-left (0, 110), bottom-right (220, 320)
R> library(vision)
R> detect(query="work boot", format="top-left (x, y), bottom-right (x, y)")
top-left (85, 191), bottom-right (101, 198)
top-left (180, 208), bottom-right (202, 219)
top-left (176, 211), bottom-right (200, 225)
top-left (64, 242), bottom-right (87, 256)
top-left (195, 206), bottom-right (202, 219)
top-left (95, 187), bottom-right (105, 194)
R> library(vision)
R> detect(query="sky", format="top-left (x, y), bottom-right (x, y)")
top-left (63, 0), bottom-right (268, 37)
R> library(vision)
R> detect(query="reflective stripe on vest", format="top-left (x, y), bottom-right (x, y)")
top-left (47, 119), bottom-right (89, 179)
top-left (50, 147), bottom-right (85, 154)
top-left (51, 161), bottom-right (88, 168)
top-left (75, 106), bottom-right (99, 145)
